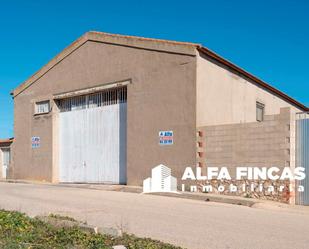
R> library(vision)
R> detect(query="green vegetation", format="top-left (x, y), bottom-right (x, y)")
top-left (48, 214), bottom-right (79, 223)
top-left (0, 210), bottom-right (183, 249)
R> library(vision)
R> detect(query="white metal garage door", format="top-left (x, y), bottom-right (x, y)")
top-left (58, 87), bottom-right (127, 184)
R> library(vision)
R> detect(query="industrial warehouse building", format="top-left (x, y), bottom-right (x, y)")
top-left (9, 31), bottom-right (309, 203)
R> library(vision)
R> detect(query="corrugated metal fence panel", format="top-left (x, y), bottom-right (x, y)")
top-left (296, 117), bottom-right (309, 205)
top-left (59, 102), bottom-right (127, 184)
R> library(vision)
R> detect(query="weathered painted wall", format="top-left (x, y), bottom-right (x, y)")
top-left (12, 40), bottom-right (197, 184)
top-left (12, 95), bottom-right (53, 181)
top-left (196, 51), bottom-right (302, 127)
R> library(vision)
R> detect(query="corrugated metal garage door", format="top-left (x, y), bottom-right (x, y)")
top-left (58, 87), bottom-right (127, 184)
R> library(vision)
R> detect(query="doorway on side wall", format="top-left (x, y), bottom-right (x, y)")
top-left (1, 148), bottom-right (10, 179)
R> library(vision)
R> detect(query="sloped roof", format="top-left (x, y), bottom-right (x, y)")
top-left (12, 31), bottom-right (308, 111)
top-left (0, 138), bottom-right (13, 146)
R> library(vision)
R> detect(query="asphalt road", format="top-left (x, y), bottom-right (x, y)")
top-left (0, 182), bottom-right (308, 249)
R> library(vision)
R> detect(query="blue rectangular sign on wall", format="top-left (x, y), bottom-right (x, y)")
top-left (31, 137), bottom-right (40, 148)
top-left (159, 131), bottom-right (173, 145)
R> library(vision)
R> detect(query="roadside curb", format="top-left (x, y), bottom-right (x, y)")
top-left (2, 179), bottom-right (256, 207)
top-left (0, 179), bottom-right (260, 207)
top-left (1, 179), bottom-right (142, 193)
top-left (3, 179), bottom-right (298, 209)
top-left (146, 192), bottom-right (258, 207)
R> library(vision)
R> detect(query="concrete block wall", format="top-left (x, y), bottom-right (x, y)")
top-left (196, 108), bottom-right (293, 202)
top-left (198, 108), bottom-right (291, 175)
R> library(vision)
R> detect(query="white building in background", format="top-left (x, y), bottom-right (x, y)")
top-left (143, 164), bottom-right (178, 193)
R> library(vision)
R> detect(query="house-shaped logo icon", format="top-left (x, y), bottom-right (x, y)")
top-left (143, 164), bottom-right (177, 193)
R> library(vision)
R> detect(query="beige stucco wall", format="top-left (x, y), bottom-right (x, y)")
top-left (12, 40), bottom-right (197, 185)
top-left (196, 51), bottom-right (302, 127)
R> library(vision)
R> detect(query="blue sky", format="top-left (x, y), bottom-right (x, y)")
top-left (0, 0), bottom-right (308, 138)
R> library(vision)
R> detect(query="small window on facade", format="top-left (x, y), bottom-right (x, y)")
top-left (35, 100), bottom-right (50, 114)
top-left (256, 102), bottom-right (265, 122)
